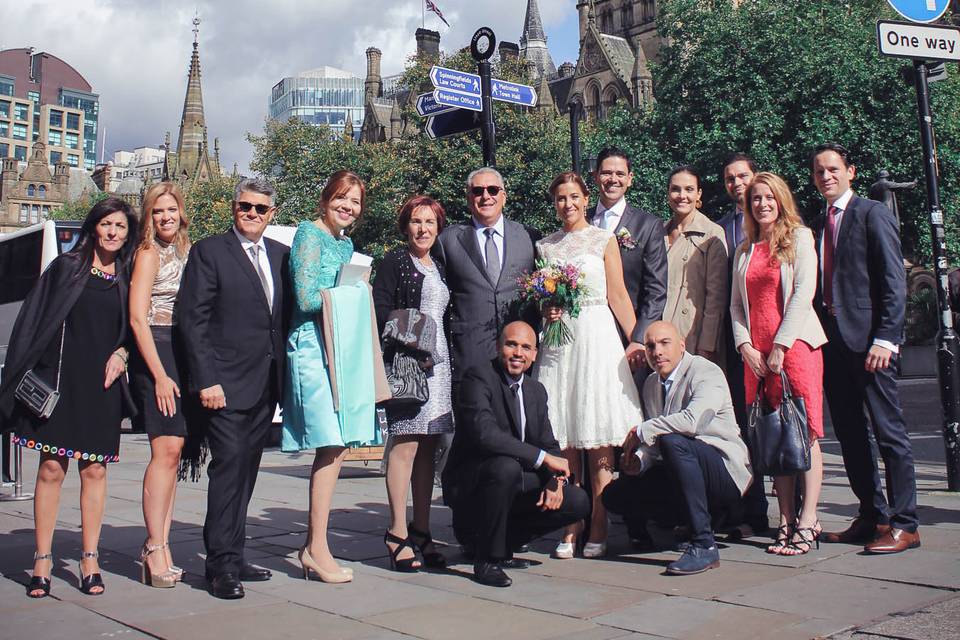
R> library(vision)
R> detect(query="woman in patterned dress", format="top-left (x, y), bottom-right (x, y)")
top-left (372, 195), bottom-right (453, 572)
top-left (536, 172), bottom-right (644, 559)
top-left (129, 182), bottom-right (192, 587)
top-left (282, 171), bottom-right (378, 584)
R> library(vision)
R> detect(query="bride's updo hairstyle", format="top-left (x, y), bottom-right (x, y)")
top-left (548, 171), bottom-right (590, 200)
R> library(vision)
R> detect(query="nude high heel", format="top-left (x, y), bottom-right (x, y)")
top-left (297, 547), bottom-right (352, 583)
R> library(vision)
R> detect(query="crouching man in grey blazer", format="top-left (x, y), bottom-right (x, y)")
top-left (602, 321), bottom-right (752, 575)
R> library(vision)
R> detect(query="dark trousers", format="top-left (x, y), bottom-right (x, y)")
top-left (602, 434), bottom-right (741, 547)
top-left (822, 318), bottom-right (918, 531)
top-left (453, 456), bottom-right (590, 562)
top-left (203, 385), bottom-right (276, 578)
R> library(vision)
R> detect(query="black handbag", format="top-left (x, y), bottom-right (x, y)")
top-left (747, 372), bottom-right (811, 475)
top-left (14, 323), bottom-right (65, 420)
top-left (384, 347), bottom-right (429, 407)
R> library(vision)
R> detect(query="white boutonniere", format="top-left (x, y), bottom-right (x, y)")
top-left (616, 228), bottom-right (637, 250)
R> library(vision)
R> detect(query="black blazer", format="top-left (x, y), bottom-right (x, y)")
top-left (371, 246), bottom-right (451, 340)
top-left (441, 359), bottom-right (561, 506)
top-left (177, 230), bottom-right (291, 410)
top-left (812, 195), bottom-right (906, 353)
top-left (587, 203), bottom-right (667, 343)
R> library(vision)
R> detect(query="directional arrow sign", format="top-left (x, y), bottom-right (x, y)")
top-left (885, 0), bottom-right (950, 24)
top-left (415, 92), bottom-right (455, 117)
top-left (425, 109), bottom-right (481, 139)
top-left (430, 66), bottom-right (481, 95)
top-left (490, 79), bottom-right (538, 107)
top-left (878, 20), bottom-right (960, 62)
top-left (433, 88), bottom-right (483, 112)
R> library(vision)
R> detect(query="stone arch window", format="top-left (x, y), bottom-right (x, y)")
top-left (622, 2), bottom-right (634, 28)
top-left (603, 85), bottom-right (623, 115)
top-left (19, 203), bottom-right (29, 223)
top-left (38, 185), bottom-right (46, 199)
top-left (588, 83), bottom-right (602, 120)
top-left (27, 184), bottom-right (36, 197)
top-left (602, 9), bottom-right (614, 32)
top-left (30, 204), bottom-right (40, 224)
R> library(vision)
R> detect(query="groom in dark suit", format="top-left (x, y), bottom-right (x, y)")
top-left (442, 322), bottom-right (589, 587)
top-left (438, 168), bottom-right (537, 386)
top-left (587, 147), bottom-right (667, 370)
top-left (810, 143), bottom-right (919, 554)
top-left (179, 178), bottom-right (291, 598)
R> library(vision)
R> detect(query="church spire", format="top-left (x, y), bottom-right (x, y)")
top-left (171, 14), bottom-right (217, 185)
top-left (519, 0), bottom-right (556, 79)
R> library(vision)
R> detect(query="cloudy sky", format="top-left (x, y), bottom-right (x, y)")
top-left (3, 0), bottom-right (580, 173)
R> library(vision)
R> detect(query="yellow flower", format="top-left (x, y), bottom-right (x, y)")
top-left (544, 278), bottom-right (556, 293)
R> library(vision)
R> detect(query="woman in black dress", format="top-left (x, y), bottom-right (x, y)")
top-left (129, 182), bottom-right (192, 588)
top-left (0, 198), bottom-right (138, 598)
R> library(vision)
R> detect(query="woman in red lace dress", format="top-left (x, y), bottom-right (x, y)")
top-left (730, 172), bottom-right (827, 556)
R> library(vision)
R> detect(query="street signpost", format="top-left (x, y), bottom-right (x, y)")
top-left (878, 4), bottom-right (960, 490)
top-left (432, 88), bottom-right (483, 112)
top-left (415, 92), bottom-right (455, 117)
top-left (884, 0), bottom-right (950, 23)
top-left (429, 66), bottom-right (481, 95)
top-left (424, 109), bottom-right (481, 139)
top-left (490, 79), bottom-right (538, 107)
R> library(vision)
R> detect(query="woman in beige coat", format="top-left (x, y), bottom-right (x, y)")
top-left (730, 172), bottom-right (827, 557)
top-left (663, 165), bottom-right (728, 363)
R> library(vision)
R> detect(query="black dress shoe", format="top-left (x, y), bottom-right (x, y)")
top-left (209, 573), bottom-right (244, 599)
top-left (473, 562), bottom-right (512, 587)
top-left (239, 564), bottom-right (272, 582)
top-left (500, 557), bottom-right (532, 570)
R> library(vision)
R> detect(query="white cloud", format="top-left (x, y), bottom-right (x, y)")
top-left (3, 0), bottom-right (577, 173)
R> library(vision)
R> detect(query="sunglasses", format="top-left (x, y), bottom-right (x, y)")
top-left (470, 185), bottom-right (503, 197)
top-left (237, 201), bottom-right (273, 215)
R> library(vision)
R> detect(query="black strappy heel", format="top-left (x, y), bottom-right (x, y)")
top-left (79, 550), bottom-right (105, 595)
top-left (408, 523), bottom-right (447, 568)
top-left (384, 531), bottom-right (421, 573)
top-left (27, 552), bottom-right (53, 598)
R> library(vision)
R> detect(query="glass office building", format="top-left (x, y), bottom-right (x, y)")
top-left (269, 67), bottom-right (364, 139)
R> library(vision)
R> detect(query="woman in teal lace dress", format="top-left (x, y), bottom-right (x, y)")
top-left (282, 170), bottom-right (377, 584)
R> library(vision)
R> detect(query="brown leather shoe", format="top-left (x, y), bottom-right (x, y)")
top-left (864, 528), bottom-right (921, 554)
top-left (821, 518), bottom-right (890, 544)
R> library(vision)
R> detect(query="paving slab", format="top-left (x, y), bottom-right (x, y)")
top-left (813, 547), bottom-right (960, 590)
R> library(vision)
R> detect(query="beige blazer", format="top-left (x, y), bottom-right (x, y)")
top-left (730, 226), bottom-right (827, 352)
top-left (663, 210), bottom-right (729, 359)
top-left (639, 354), bottom-right (752, 495)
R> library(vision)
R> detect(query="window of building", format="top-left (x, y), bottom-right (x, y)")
top-left (31, 205), bottom-right (40, 224)
top-left (0, 143), bottom-right (8, 157)
top-left (67, 154), bottom-right (79, 167)
top-left (14, 145), bottom-right (26, 161)
top-left (49, 110), bottom-right (63, 127)
top-left (39, 185), bottom-right (46, 199)
top-left (50, 150), bottom-right (61, 163)
top-left (0, 78), bottom-right (13, 97)
top-left (13, 103), bottom-right (29, 121)
top-left (20, 204), bottom-right (29, 224)
top-left (42, 205), bottom-right (50, 218)
top-left (0, 100), bottom-right (8, 117)
top-left (66, 112), bottom-right (80, 130)
top-left (48, 130), bottom-right (62, 146)
top-left (0, 121), bottom-right (7, 137)
top-left (65, 132), bottom-right (79, 149)
top-left (27, 184), bottom-right (36, 197)
top-left (12, 123), bottom-right (27, 140)
top-left (27, 91), bottom-right (39, 104)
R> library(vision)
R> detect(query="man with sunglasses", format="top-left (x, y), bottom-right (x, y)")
top-left (179, 178), bottom-right (291, 599)
top-left (439, 168), bottom-right (538, 394)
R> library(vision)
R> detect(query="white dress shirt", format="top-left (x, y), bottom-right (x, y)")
top-left (593, 197), bottom-right (628, 232)
top-left (233, 226), bottom-right (274, 306)
top-left (472, 214), bottom-right (505, 271)
top-left (508, 372), bottom-right (545, 468)
top-left (820, 190), bottom-right (897, 354)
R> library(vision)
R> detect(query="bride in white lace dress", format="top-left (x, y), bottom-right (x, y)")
top-left (535, 172), bottom-right (644, 559)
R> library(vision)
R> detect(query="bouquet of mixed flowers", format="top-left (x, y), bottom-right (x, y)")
top-left (516, 260), bottom-right (588, 348)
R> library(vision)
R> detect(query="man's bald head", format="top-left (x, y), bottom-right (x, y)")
top-left (643, 321), bottom-right (686, 379)
top-left (498, 321), bottom-right (538, 377)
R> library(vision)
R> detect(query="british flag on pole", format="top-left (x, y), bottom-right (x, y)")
top-left (426, 0), bottom-right (450, 27)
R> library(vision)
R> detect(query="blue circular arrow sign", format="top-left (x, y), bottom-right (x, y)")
top-left (886, 0), bottom-right (951, 23)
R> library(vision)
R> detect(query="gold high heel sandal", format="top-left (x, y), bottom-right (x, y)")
top-left (297, 547), bottom-right (352, 583)
top-left (140, 541), bottom-right (176, 588)
top-left (161, 542), bottom-right (184, 581)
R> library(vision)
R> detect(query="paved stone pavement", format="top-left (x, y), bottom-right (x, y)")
top-left (1, 377), bottom-right (958, 640)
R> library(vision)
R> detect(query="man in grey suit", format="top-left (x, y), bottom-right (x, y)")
top-left (602, 321), bottom-right (752, 575)
top-left (716, 153), bottom-right (768, 538)
top-left (587, 147), bottom-right (667, 370)
top-left (439, 168), bottom-right (537, 385)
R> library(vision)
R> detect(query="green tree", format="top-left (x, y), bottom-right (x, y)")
top-left (185, 175), bottom-right (236, 242)
top-left (47, 191), bottom-right (109, 221)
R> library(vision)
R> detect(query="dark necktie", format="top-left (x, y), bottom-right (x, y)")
top-left (823, 206), bottom-right (838, 309)
top-left (248, 245), bottom-right (272, 313)
top-left (661, 381), bottom-right (668, 410)
top-left (509, 381), bottom-right (523, 440)
top-left (484, 228), bottom-right (501, 284)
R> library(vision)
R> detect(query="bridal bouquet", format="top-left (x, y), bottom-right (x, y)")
top-left (516, 261), bottom-right (587, 348)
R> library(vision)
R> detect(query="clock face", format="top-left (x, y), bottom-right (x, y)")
top-left (476, 35), bottom-right (491, 55)
top-left (471, 27), bottom-right (496, 61)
